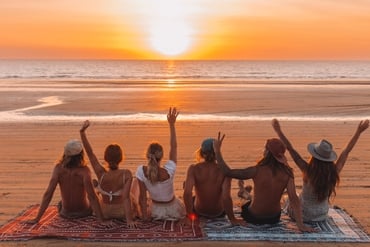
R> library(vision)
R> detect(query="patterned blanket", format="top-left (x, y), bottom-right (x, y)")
top-left (204, 206), bottom-right (370, 242)
top-left (1, 205), bottom-right (369, 242)
top-left (0, 205), bottom-right (204, 242)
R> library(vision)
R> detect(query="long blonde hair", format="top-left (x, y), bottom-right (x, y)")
top-left (146, 142), bottom-right (163, 183)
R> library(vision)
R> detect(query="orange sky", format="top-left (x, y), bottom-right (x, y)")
top-left (1, 0), bottom-right (370, 60)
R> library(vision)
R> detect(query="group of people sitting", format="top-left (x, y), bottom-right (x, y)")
top-left (26, 107), bottom-right (369, 233)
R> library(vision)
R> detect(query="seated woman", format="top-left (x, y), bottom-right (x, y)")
top-left (135, 107), bottom-right (186, 222)
top-left (80, 120), bottom-right (137, 228)
top-left (272, 119), bottom-right (369, 222)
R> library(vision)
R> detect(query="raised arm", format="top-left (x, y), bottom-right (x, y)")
top-left (26, 165), bottom-right (59, 224)
top-left (213, 132), bottom-right (256, 180)
top-left (272, 119), bottom-right (308, 172)
top-left (336, 119), bottom-right (369, 173)
top-left (167, 107), bottom-right (178, 163)
top-left (80, 120), bottom-right (105, 179)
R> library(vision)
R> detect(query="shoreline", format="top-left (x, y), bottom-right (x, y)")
top-left (2, 76), bottom-right (370, 86)
top-left (1, 78), bottom-right (369, 246)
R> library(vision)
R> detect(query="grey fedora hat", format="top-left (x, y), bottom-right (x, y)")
top-left (307, 139), bottom-right (337, 162)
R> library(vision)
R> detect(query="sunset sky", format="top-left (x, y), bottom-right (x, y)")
top-left (1, 0), bottom-right (370, 60)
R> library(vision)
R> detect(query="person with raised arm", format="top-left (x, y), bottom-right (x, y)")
top-left (272, 119), bottom-right (369, 222)
top-left (135, 107), bottom-right (186, 222)
top-left (183, 138), bottom-right (245, 226)
top-left (213, 133), bottom-right (315, 232)
top-left (80, 120), bottom-right (138, 228)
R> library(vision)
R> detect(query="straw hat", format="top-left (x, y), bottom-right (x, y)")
top-left (307, 139), bottom-right (337, 162)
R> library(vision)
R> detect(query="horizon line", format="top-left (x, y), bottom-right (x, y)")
top-left (1, 59), bottom-right (370, 62)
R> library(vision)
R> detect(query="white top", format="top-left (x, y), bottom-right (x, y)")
top-left (300, 181), bottom-right (329, 222)
top-left (136, 160), bottom-right (176, 202)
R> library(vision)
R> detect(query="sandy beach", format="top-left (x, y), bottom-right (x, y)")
top-left (0, 82), bottom-right (370, 246)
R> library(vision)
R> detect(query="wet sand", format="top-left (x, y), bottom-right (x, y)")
top-left (0, 82), bottom-right (369, 246)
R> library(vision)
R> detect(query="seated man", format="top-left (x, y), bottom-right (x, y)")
top-left (183, 138), bottom-right (244, 226)
top-left (213, 132), bottom-right (315, 232)
top-left (26, 139), bottom-right (104, 223)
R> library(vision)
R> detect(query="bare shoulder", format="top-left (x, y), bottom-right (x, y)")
top-left (53, 163), bottom-right (62, 172)
top-left (192, 162), bottom-right (211, 169)
top-left (186, 163), bottom-right (198, 172)
top-left (51, 163), bottom-right (64, 178)
top-left (78, 166), bottom-right (92, 176)
top-left (123, 168), bottom-right (133, 177)
top-left (188, 162), bottom-right (211, 174)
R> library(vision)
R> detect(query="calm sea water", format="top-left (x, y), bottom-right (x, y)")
top-left (0, 60), bottom-right (370, 122)
top-left (1, 60), bottom-right (370, 82)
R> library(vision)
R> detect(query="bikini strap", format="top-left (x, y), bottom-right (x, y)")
top-left (99, 173), bottom-right (105, 184)
top-left (122, 170), bottom-right (126, 188)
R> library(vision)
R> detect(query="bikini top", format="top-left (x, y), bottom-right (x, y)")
top-left (96, 172), bottom-right (125, 202)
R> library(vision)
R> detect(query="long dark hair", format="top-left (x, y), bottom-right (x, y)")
top-left (305, 157), bottom-right (340, 202)
top-left (257, 151), bottom-right (294, 178)
top-left (60, 152), bottom-right (86, 168)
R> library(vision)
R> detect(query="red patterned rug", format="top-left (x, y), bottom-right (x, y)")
top-left (0, 205), bottom-right (204, 242)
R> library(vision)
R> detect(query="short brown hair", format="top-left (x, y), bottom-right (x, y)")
top-left (104, 144), bottom-right (123, 170)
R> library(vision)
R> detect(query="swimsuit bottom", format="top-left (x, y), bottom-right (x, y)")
top-left (241, 201), bottom-right (281, 225)
top-left (57, 201), bottom-right (93, 219)
top-left (192, 196), bottom-right (226, 219)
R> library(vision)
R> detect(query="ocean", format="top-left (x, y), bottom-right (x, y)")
top-left (1, 60), bottom-right (370, 81)
top-left (0, 60), bottom-right (370, 122)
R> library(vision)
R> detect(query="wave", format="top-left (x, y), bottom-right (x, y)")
top-left (1, 111), bottom-right (367, 123)
top-left (1, 74), bottom-right (370, 82)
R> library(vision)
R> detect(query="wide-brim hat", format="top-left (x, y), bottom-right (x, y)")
top-left (307, 139), bottom-right (337, 162)
top-left (265, 138), bottom-right (288, 164)
top-left (64, 139), bottom-right (83, 157)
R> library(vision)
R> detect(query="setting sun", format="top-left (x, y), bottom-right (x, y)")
top-left (149, 21), bottom-right (192, 56)
top-left (1, 1), bottom-right (370, 60)
top-left (144, 0), bottom-right (194, 57)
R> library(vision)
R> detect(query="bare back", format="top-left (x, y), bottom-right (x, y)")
top-left (249, 165), bottom-right (290, 216)
top-left (98, 169), bottom-right (132, 204)
top-left (191, 161), bottom-right (229, 217)
top-left (57, 165), bottom-right (92, 217)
